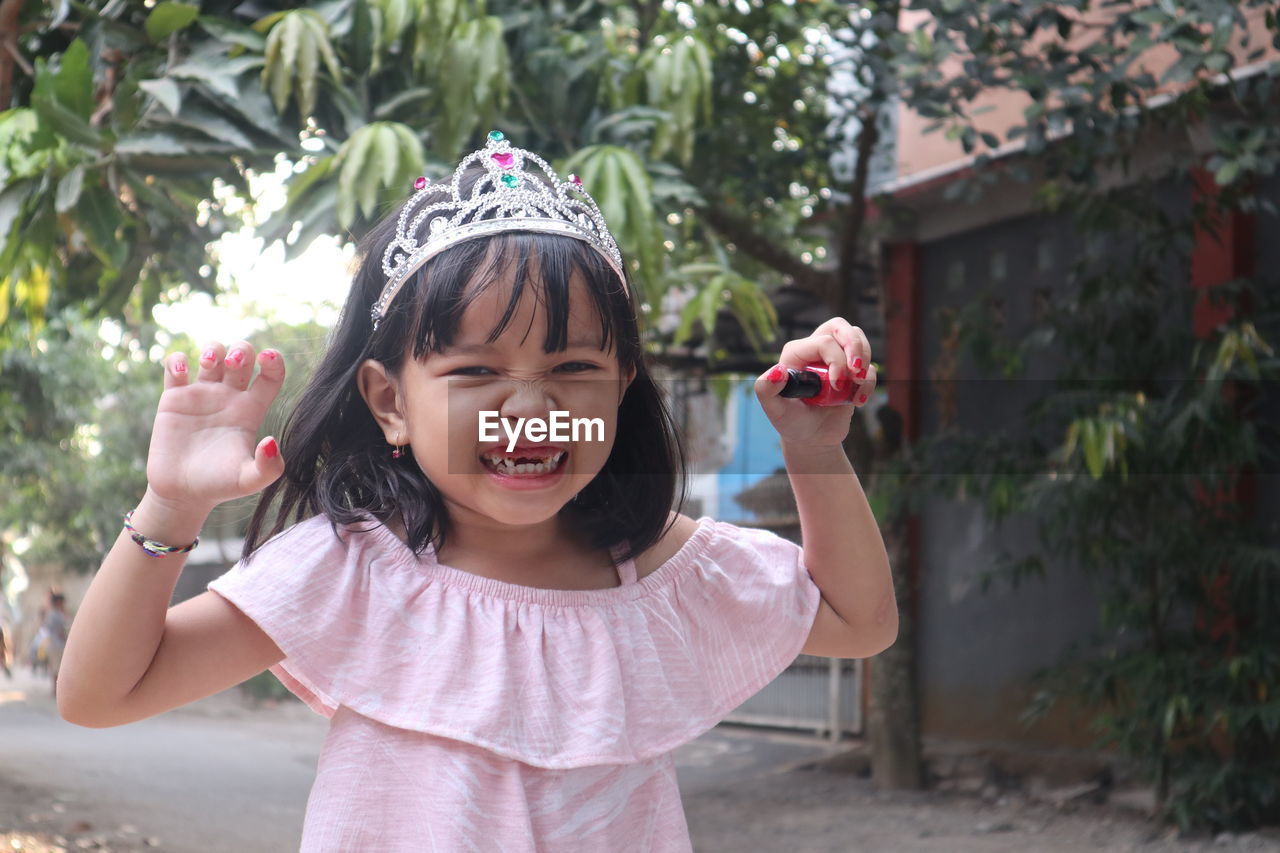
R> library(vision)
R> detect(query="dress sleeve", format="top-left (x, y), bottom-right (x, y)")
top-left (206, 515), bottom-right (368, 718)
top-left (653, 519), bottom-right (823, 718)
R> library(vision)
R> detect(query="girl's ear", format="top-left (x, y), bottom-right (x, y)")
top-left (618, 363), bottom-right (636, 404)
top-left (357, 359), bottom-right (407, 443)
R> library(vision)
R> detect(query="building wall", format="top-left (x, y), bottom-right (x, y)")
top-left (893, 6), bottom-right (1279, 182)
top-left (910, 178), bottom-right (1207, 746)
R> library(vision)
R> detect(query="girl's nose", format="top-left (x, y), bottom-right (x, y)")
top-left (497, 379), bottom-right (558, 423)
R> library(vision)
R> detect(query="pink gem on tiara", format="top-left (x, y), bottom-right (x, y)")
top-left (569, 173), bottom-right (583, 186)
top-left (413, 176), bottom-right (427, 190)
top-left (491, 152), bottom-right (515, 168)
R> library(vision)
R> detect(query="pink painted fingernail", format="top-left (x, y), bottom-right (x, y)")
top-left (857, 393), bottom-right (868, 404)
top-left (201, 348), bottom-right (217, 364)
top-left (852, 357), bottom-right (863, 369)
top-left (263, 438), bottom-right (279, 459)
top-left (856, 367), bottom-right (868, 379)
top-left (260, 350), bottom-right (278, 362)
top-left (765, 365), bottom-right (786, 383)
top-left (226, 350), bottom-right (245, 368)
top-left (173, 359), bottom-right (187, 375)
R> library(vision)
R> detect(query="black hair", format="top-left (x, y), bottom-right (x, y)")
top-left (242, 165), bottom-right (687, 566)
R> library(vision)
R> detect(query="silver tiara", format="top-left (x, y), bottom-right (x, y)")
top-left (372, 131), bottom-right (626, 329)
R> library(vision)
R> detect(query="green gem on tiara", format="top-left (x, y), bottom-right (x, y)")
top-left (488, 130), bottom-right (505, 142)
top-left (500, 174), bottom-right (519, 188)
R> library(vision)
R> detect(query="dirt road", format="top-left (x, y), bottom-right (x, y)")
top-left (2, 667), bottom-right (1277, 852)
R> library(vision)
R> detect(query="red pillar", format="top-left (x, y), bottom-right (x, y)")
top-left (866, 240), bottom-right (922, 727)
top-left (1188, 167), bottom-right (1256, 658)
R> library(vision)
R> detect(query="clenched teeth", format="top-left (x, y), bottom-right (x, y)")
top-left (481, 450), bottom-right (566, 475)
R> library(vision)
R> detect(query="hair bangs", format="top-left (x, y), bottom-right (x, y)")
top-left (401, 232), bottom-right (637, 367)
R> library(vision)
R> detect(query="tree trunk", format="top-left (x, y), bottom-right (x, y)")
top-left (868, 506), bottom-right (925, 788)
top-left (845, 405), bottom-right (924, 789)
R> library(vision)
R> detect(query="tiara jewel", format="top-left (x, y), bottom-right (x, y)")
top-left (372, 131), bottom-right (626, 329)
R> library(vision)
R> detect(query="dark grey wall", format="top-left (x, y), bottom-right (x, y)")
top-left (1254, 172), bottom-right (1280, 549)
top-left (911, 180), bottom-right (1197, 745)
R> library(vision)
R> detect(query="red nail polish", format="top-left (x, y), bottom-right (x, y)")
top-left (857, 393), bottom-right (868, 404)
top-left (765, 365), bottom-right (786, 383)
top-left (263, 438), bottom-right (279, 459)
top-left (173, 360), bottom-right (187, 375)
top-left (226, 350), bottom-right (245, 368)
top-left (852, 357), bottom-right (863, 369)
top-left (778, 363), bottom-right (860, 406)
top-left (201, 348), bottom-right (217, 363)
top-left (856, 367), bottom-right (868, 379)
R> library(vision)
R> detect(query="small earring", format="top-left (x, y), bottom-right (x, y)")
top-left (392, 444), bottom-right (404, 459)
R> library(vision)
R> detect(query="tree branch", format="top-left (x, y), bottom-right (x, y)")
top-left (0, 0), bottom-right (26, 109)
top-left (633, 0), bottom-right (662, 50)
top-left (696, 202), bottom-right (836, 296)
top-left (833, 106), bottom-right (882, 325)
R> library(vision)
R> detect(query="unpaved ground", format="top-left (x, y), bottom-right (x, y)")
top-left (685, 757), bottom-right (1280, 852)
top-left (3, 666), bottom-right (1278, 852)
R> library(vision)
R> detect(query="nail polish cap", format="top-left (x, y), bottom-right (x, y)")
top-left (778, 368), bottom-right (823, 400)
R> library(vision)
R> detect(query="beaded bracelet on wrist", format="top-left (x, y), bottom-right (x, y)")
top-left (123, 509), bottom-right (199, 558)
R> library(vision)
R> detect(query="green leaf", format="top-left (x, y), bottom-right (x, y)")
top-left (55, 165), bottom-right (85, 213)
top-left (31, 92), bottom-right (103, 149)
top-left (115, 132), bottom-right (210, 156)
top-left (0, 179), bottom-right (35, 246)
top-left (138, 79), bottom-right (183, 115)
top-left (146, 3), bottom-right (201, 42)
top-left (373, 125), bottom-right (401, 189)
top-left (1215, 160), bottom-right (1240, 186)
top-left (159, 103), bottom-right (258, 150)
top-left (74, 184), bottom-right (125, 267)
top-left (336, 126), bottom-right (377, 227)
top-left (53, 39), bottom-right (94, 121)
top-left (170, 55), bottom-right (262, 103)
top-left (198, 16), bottom-right (267, 52)
top-left (295, 17), bottom-right (320, 117)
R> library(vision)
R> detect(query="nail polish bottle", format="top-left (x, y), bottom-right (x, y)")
top-left (778, 364), bottom-right (857, 407)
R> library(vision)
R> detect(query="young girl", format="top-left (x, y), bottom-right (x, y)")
top-left (58, 133), bottom-right (896, 851)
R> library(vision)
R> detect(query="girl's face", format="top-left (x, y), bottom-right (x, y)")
top-left (359, 263), bottom-right (635, 530)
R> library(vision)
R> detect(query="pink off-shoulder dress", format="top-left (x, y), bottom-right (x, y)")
top-left (207, 515), bottom-right (821, 852)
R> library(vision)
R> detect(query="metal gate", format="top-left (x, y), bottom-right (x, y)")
top-left (723, 654), bottom-right (864, 742)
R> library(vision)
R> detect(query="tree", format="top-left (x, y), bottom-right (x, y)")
top-left (878, 0), bottom-right (1280, 831)
top-left (0, 311), bottom-right (176, 574)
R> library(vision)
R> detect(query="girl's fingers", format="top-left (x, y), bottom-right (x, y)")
top-left (812, 318), bottom-right (870, 373)
top-left (246, 348), bottom-right (286, 412)
top-left (782, 333), bottom-right (852, 391)
top-left (754, 364), bottom-right (789, 401)
top-left (222, 341), bottom-right (255, 391)
top-left (163, 353), bottom-right (191, 390)
top-left (196, 342), bottom-right (226, 383)
top-left (855, 362), bottom-right (878, 406)
top-left (239, 435), bottom-right (285, 495)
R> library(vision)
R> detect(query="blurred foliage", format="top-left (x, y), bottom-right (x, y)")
top-left (0, 0), bottom-right (875, 357)
top-left (0, 310), bottom-right (188, 572)
top-left (875, 0), bottom-right (1280, 832)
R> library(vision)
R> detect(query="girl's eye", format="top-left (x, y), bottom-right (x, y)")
top-left (449, 366), bottom-right (494, 376)
top-left (555, 362), bottom-right (599, 373)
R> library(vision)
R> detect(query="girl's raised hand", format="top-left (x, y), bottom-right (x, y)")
top-left (753, 317), bottom-right (879, 449)
top-left (146, 342), bottom-right (287, 515)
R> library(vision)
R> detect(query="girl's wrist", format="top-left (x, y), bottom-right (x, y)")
top-left (129, 488), bottom-right (214, 546)
top-left (781, 441), bottom-right (850, 469)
